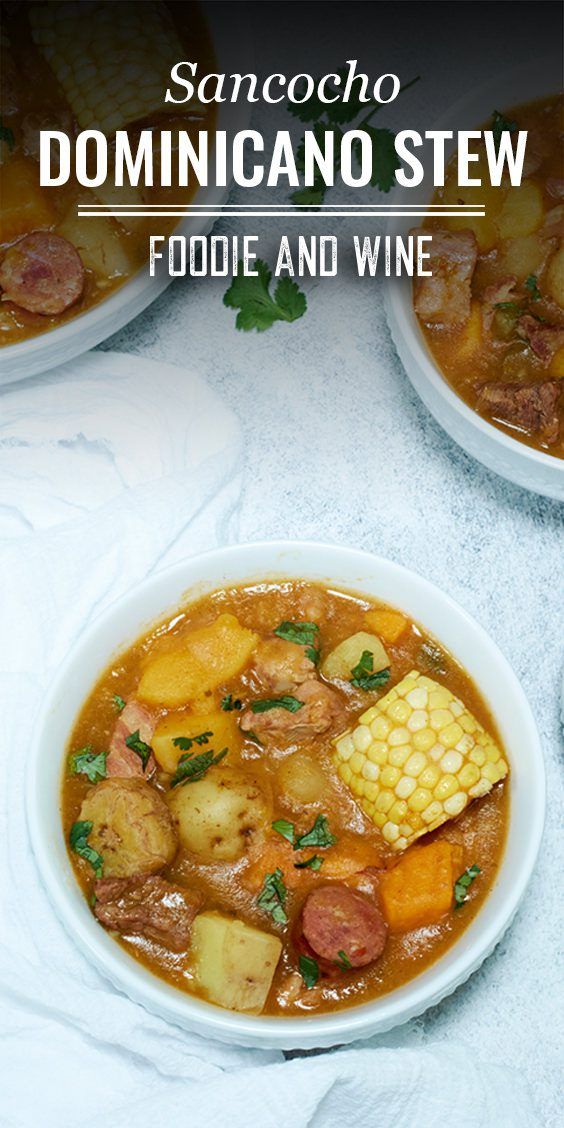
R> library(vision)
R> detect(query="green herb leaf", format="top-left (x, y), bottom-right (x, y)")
top-left (69, 820), bottom-right (103, 878)
top-left (68, 746), bottom-right (107, 784)
top-left (274, 620), bottom-right (320, 664)
top-left (294, 854), bottom-right (324, 871)
top-left (125, 729), bottom-right (152, 769)
top-left (494, 301), bottom-right (522, 313)
top-left (170, 746), bottom-right (227, 787)
top-left (453, 864), bottom-right (481, 909)
top-left (272, 818), bottom-right (296, 845)
top-left (492, 110), bottom-right (518, 153)
top-left (172, 730), bottom-right (213, 751)
top-left (336, 949), bottom-right (352, 969)
top-left (0, 120), bottom-right (15, 152)
top-left (221, 694), bottom-right (242, 712)
top-left (244, 728), bottom-right (264, 746)
top-left (353, 126), bottom-right (399, 192)
top-left (350, 650), bottom-right (391, 691)
top-left (525, 274), bottom-right (541, 302)
top-left (224, 259), bottom-right (307, 333)
top-left (257, 867), bottom-right (288, 925)
top-left (299, 953), bottom-right (320, 988)
top-left (251, 696), bottom-right (304, 714)
top-left (113, 694), bottom-right (126, 712)
top-left (294, 814), bottom-right (337, 851)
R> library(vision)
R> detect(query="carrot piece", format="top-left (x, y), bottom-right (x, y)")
top-left (364, 609), bottom-right (408, 644)
top-left (243, 831), bottom-right (383, 893)
top-left (379, 840), bottom-right (464, 932)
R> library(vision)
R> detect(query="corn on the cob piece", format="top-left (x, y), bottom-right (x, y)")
top-left (30, 1), bottom-right (196, 136)
top-left (333, 670), bottom-right (508, 850)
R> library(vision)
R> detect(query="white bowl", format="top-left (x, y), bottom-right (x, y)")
top-left (0, 7), bottom-right (251, 386)
top-left (384, 60), bottom-right (564, 500)
top-left (27, 541), bottom-right (545, 1049)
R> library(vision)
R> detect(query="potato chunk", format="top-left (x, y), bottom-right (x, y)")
top-left (191, 911), bottom-right (282, 1014)
top-left (546, 246), bottom-right (564, 308)
top-left (0, 156), bottom-right (56, 244)
top-left (321, 631), bottom-right (390, 681)
top-left (152, 710), bottom-right (241, 774)
top-left (137, 614), bottom-right (258, 708)
top-left (379, 840), bottom-right (464, 932)
top-left (79, 778), bottom-right (177, 878)
top-left (497, 181), bottom-right (544, 240)
top-left (277, 751), bottom-right (328, 806)
top-left (167, 766), bottom-right (270, 862)
top-left (57, 198), bottom-right (132, 279)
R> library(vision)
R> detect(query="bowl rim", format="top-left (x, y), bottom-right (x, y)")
top-left (26, 539), bottom-right (546, 1049)
top-left (0, 3), bottom-right (253, 373)
top-left (384, 59), bottom-right (564, 477)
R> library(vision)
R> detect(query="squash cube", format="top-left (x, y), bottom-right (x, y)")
top-left (364, 609), bottom-right (408, 644)
top-left (152, 710), bottom-right (242, 773)
top-left (137, 614), bottom-right (258, 708)
top-left (379, 840), bottom-right (464, 931)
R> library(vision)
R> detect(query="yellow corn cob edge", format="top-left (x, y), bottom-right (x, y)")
top-left (333, 669), bottom-right (509, 850)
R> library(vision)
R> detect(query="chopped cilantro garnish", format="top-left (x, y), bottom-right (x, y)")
top-left (0, 120), bottom-right (15, 152)
top-left (299, 953), bottom-right (320, 989)
top-left (272, 818), bottom-right (296, 845)
top-left (172, 730), bottom-right (213, 751)
top-left (274, 620), bottom-right (320, 664)
top-left (69, 821), bottom-right (103, 878)
top-left (294, 814), bottom-right (337, 851)
top-left (251, 696), bottom-right (304, 714)
top-left (350, 650), bottom-right (391, 691)
top-left (68, 746), bottom-right (107, 783)
top-left (224, 259), bottom-right (307, 333)
top-left (525, 274), bottom-right (541, 302)
top-left (294, 854), bottom-right (324, 871)
top-left (124, 729), bottom-right (152, 769)
top-left (336, 949), bottom-right (352, 969)
top-left (221, 694), bottom-right (242, 711)
top-left (113, 694), bottom-right (126, 712)
top-left (454, 864), bottom-right (481, 909)
top-left (257, 867), bottom-right (288, 925)
top-left (492, 110), bottom-right (518, 153)
top-left (170, 746), bottom-right (227, 788)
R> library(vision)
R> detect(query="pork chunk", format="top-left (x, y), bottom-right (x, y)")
top-left (252, 637), bottom-right (316, 694)
top-left (94, 874), bottom-right (201, 951)
top-left (240, 679), bottom-right (344, 744)
top-left (106, 700), bottom-right (157, 778)
top-left (413, 228), bottom-right (478, 327)
top-left (477, 380), bottom-right (561, 443)
top-left (517, 315), bottom-right (564, 365)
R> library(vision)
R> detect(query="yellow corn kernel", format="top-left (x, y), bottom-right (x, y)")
top-left (413, 728), bottom-right (436, 753)
top-left (458, 762), bottom-right (480, 789)
top-left (389, 800), bottom-right (408, 823)
top-left (388, 700), bottom-right (411, 724)
top-left (434, 774), bottom-right (459, 801)
top-left (419, 764), bottom-right (441, 789)
top-left (408, 787), bottom-right (433, 812)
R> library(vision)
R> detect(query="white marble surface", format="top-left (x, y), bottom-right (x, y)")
top-left (89, 9), bottom-right (564, 1123)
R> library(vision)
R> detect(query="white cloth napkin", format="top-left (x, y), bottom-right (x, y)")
top-left (0, 352), bottom-right (535, 1128)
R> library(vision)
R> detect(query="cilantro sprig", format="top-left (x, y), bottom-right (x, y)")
top-left (172, 730), bottom-right (213, 751)
top-left (491, 110), bottom-right (518, 154)
top-left (224, 259), bottom-right (306, 333)
top-left (69, 821), bottom-right (103, 878)
top-left (68, 746), bottom-right (107, 784)
top-left (350, 650), bottom-right (391, 691)
top-left (170, 744), bottom-right (227, 788)
top-left (525, 274), bottom-right (541, 302)
top-left (251, 695), bottom-right (304, 714)
top-left (453, 864), bottom-right (481, 909)
top-left (113, 694), bottom-right (126, 712)
top-left (125, 729), bottom-right (152, 769)
top-left (299, 954), bottom-right (320, 989)
top-left (272, 814), bottom-right (337, 852)
top-left (288, 70), bottom-right (420, 204)
top-left (274, 620), bottom-right (320, 664)
top-left (257, 867), bottom-right (288, 925)
top-left (221, 694), bottom-right (242, 712)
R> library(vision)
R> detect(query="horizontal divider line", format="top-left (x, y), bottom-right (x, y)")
top-left (79, 202), bottom-right (483, 209)
top-left (78, 209), bottom-right (485, 218)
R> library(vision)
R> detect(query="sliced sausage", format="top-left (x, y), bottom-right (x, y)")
top-left (94, 874), bottom-right (201, 951)
top-left (106, 699), bottom-right (157, 779)
top-left (301, 884), bottom-right (387, 968)
top-left (0, 231), bottom-right (84, 315)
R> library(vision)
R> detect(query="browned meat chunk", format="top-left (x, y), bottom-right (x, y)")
top-left (252, 637), bottom-right (316, 694)
top-left (477, 380), bottom-right (561, 443)
top-left (240, 679), bottom-right (344, 744)
top-left (301, 884), bottom-right (387, 968)
top-left (517, 315), bottom-right (564, 365)
top-left (413, 228), bottom-right (478, 327)
top-left (94, 874), bottom-right (201, 951)
top-left (0, 232), bottom-right (84, 315)
top-left (547, 178), bottom-right (564, 201)
top-left (481, 276), bottom-right (517, 333)
top-left (106, 700), bottom-right (157, 779)
top-left (541, 206), bottom-right (563, 239)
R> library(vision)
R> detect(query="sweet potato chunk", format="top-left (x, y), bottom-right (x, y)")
top-left (152, 709), bottom-right (241, 774)
top-left (379, 840), bottom-right (464, 932)
top-left (364, 609), bottom-right (408, 644)
top-left (137, 614), bottom-right (258, 707)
